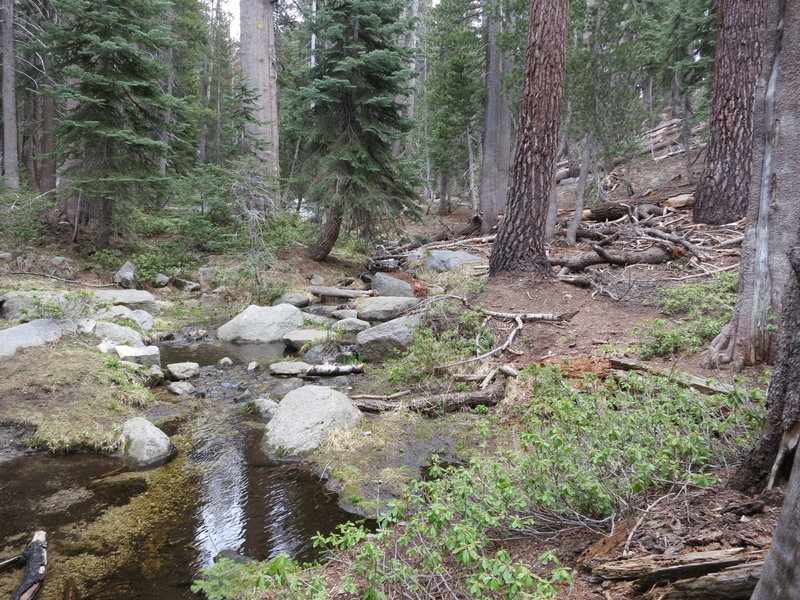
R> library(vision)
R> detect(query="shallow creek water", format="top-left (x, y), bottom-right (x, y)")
top-left (0, 336), bottom-right (360, 599)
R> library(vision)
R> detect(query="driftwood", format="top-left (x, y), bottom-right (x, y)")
top-left (551, 244), bottom-right (679, 273)
top-left (304, 363), bottom-right (364, 376)
top-left (351, 390), bottom-right (410, 400)
top-left (353, 384), bottom-right (504, 416)
top-left (608, 357), bottom-right (735, 395)
top-left (3, 531), bottom-right (48, 600)
top-left (593, 548), bottom-right (765, 591)
top-left (306, 286), bottom-right (375, 299)
top-left (658, 561), bottom-right (763, 599)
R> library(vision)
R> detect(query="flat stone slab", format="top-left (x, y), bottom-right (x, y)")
top-left (371, 272), bottom-right (415, 297)
top-left (269, 361), bottom-right (312, 376)
top-left (409, 249), bottom-right (482, 271)
top-left (356, 314), bottom-right (423, 361)
top-left (355, 296), bottom-right (419, 321)
top-left (95, 322), bottom-right (144, 347)
top-left (115, 345), bottom-right (161, 367)
top-left (273, 292), bottom-right (314, 308)
top-left (0, 319), bottom-right (77, 357)
top-left (166, 362), bottom-right (200, 380)
top-left (167, 381), bottom-right (195, 395)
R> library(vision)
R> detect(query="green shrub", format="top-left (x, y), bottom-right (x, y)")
top-left (638, 273), bottom-right (738, 359)
top-left (21, 290), bottom-right (109, 320)
top-left (0, 189), bottom-right (54, 243)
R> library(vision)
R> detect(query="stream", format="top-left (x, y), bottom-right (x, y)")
top-left (0, 333), bottom-right (362, 599)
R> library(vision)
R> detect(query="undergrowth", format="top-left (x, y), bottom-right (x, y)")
top-left (637, 273), bottom-right (738, 359)
top-left (193, 365), bottom-right (763, 600)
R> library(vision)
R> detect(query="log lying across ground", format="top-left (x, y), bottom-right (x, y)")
top-left (353, 384), bottom-right (504, 416)
top-left (593, 548), bottom-right (765, 591)
top-left (304, 363), bottom-right (364, 376)
top-left (659, 561), bottom-right (764, 599)
top-left (551, 243), bottom-right (681, 273)
top-left (609, 357), bottom-right (735, 396)
top-left (2, 531), bottom-right (48, 600)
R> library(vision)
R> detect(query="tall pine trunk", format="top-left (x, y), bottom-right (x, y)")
top-left (693, 0), bottom-right (768, 224)
top-left (489, 0), bottom-right (568, 276)
top-left (240, 0), bottom-right (279, 184)
top-left (2, 0), bottom-right (20, 189)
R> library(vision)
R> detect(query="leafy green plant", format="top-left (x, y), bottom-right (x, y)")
top-left (22, 290), bottom-right (108, 320)
top-left (0, 189), bottom-right (55, 244)
top-left (638, 273), bottom-right (738, 359)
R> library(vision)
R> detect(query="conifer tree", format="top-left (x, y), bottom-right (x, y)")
top-left (292, 0), bottom-right (419, 262)
top-left (46, 0), bottom-right (181, 249)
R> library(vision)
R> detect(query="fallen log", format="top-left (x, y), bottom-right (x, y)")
top-left (306, 286), bottom-right (375, 299)
top-left (551, 244), bottom-right (679, 273)
top-left (353, 384), bottom-right (504, 416)
top-left (608, 357), bottom-right (735, 395)
top-left (657, 561), bottom-right (763, 599)
top-left (593, 548), bottom-right (764, 591)
top-left (351, 390), bottom-right (410, 400)
top-left (304, 363), bottom-right (364, 376)
top-left (8, 531), bottom-right (47, 600)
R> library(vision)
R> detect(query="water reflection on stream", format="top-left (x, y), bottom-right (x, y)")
top-left (0, 336), bottom-right (360, 599)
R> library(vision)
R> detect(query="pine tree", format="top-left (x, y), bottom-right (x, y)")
top-left (291, 0), bottom-right (420, 262)
top-left (46, 0), bottom-right (181, 249)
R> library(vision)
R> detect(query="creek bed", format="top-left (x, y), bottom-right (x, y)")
top-left (0, 336), bottom-right (360, 600)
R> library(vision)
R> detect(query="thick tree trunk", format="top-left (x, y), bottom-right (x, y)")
top-left (2, 0), bottom-right (20, 189)
top-left (478, 0), bottom-right (514, 234)
top-left (708, 0), bottom-right (800, 368)
top-left (751, 450), bottom-right (800, 599)
top-left (489, 0), bottom-right (568, 276)
top-left (730, 247), bottom-right (800, 493)
top-left (307, 202), bottom-right (343, 261)
top-left (693, 0), bottom-right (767, 224)
top-left (240, 0), bottom-right (279, 181)
top-left (39, 66), bottom-right (57, 194)
top-left (466, 125), bottom-right (479, 214)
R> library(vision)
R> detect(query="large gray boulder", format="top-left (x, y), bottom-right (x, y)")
top-left (283, 328), bottom-right (334, 351)
top-left (92, 290), bottom-right (160, 314)
top-left (113, 261), bottom-right (138, 289)
top-left (264, 386), bottom-right (362, 456)
top-left (121, 417), bottom-right (176, 469)
top-left (410, 249), bottom-right (482, 271)
top-left (166, 362), bottom-right (200, 380)
top-left (94, 322), bottom-right (144, 347)
top-left (356, 314), bottom-right (423, 361)
top-left (355, 296), bottom-right (419, 321)
top-left (217, 304), bottom-right (304, 343)
top-left (301, 312), bottom-right (337, 327)
top-left (370, 272), bottom-right (415, 297)
top-left (0, 319), bottom-right (77, 357)
top-left (91, 306), bottom-right (153, 331)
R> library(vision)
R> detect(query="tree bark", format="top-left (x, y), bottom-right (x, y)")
top-left (353, 384), bottom-right (503, 416)
top-left (307, 201), bottom-right (343, 261)
top-left (437, 170), bottom-right (450, 216)
top-left (488, 0), bottom-right (568, 277)
top-left (478, 0), bottom-right (514, 234)
top-left (566, 133), bottom-right (593, 245)
top-left (38, 57), bottom-right (57, 194)
top-left (240, 0), bottom-right (280, 182)
top-left (1, 0), bottom-right (20, 189)
top-left (693, 0), bottom-right (768, 224)
top-left (708, 0), bottom-right (800, 368)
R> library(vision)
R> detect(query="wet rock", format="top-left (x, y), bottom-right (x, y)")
top-left (0, 319), bottom-right (77, 357)
top-left (172, 278), bottom-right (201, 292)
top-left (267, 377), bottom-right (305, 400)
top-left (355, 296), bottom-right (419, 321)
top-left (264, 386), bottom-right (362, 456)
top-left (217, 357), bottom-right (233, 368)
top-left (217, 304), bottom-right (304, 344)
top-left (95, 322), bottom-right (145, 347)
top-left (214, 549), bottom-right (255, 565)
top-left (371, 272), bottom-right (414, 297)
top-left (272, 292), bottom-right (314, 308)
top-left (113, 261), bottom-right (138, 289)
top-left (356, 314), bottom-right (423, 361)
top-left (166, 362), bottom-right (200, 380)
top-left (283, 328), bottom-right (334, 351)
top-left (167, 381), bottom-right (195, 395)
top-left (301, 312), bottom-right (337, 327)
top-left (269, 361), bottom-right (312, 376)
top-left (409, 249), bottom-right (482, 271)
top-left (252, 398), bottom-right (279, 417)
top-left (333, 317), bottom-right (371, 343)
top-left (115, 345), bottom-right (161, 367)
top-left (121, 417), bottom-right (176, 469)
top-left (331, 309), bottom-right (358, 319)
top-left (152, 273), bottom-right (170, 288)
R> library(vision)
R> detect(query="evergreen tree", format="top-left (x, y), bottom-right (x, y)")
top-left (291, 0), bottom-right (420, 262)
top-left (46, 0), bottom-right (182, 249)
